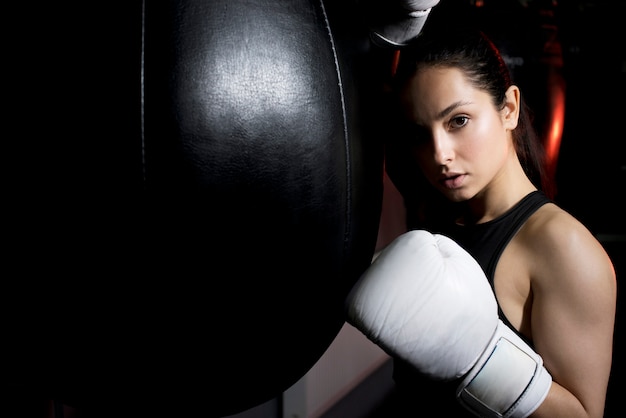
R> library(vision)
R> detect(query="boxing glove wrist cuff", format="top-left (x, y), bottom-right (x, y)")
top-left (456, 321), bottom-right (552, 418)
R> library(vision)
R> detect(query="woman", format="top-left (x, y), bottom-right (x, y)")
top-left (382, 26), bottom-right (617, 417)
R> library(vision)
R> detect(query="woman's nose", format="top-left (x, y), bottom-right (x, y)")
top-left (432, 133), bottom-right (453, 165)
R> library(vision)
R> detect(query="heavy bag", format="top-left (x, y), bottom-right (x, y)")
top-left (6, 0), bottom-right (384, 416)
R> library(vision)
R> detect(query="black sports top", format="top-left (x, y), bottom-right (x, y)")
top-left (390, 191), bottom-right (553, 416)
top-left (440, 190), bottom-right (552, 333)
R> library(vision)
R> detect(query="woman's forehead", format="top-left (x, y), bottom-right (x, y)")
top-left (404, 67), bottom-right (478, 104)
top-left (401, 67), bottom-right (490, 122)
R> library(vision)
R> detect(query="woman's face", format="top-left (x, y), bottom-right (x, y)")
top-left (398, 66), bottom-right (517, 202)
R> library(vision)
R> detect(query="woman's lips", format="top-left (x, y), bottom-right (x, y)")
top-left (439, 173), bottom-right (465, 189)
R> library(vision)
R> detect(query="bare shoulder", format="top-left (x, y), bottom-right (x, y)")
top-left (522, 202), bottom-right (592, 246)
top-left (518, 202), bottom-right (615, 288)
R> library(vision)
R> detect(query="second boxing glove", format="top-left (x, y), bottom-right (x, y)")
top-left (362, 0), bottom-right (440, 47)
top-left (345, 230), bottom-right (552, 418)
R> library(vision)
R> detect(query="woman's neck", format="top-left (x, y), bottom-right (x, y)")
top-left (462, 163), bottom-right (537, 225)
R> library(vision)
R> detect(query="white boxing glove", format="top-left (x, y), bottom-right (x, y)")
top-left (362, 0), bottom-right (440, 47)
top-left (345, 230), bottom-right (552, 418)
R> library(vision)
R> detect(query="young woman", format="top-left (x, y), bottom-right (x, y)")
top-left (379, 26), bottom-right (617, 417)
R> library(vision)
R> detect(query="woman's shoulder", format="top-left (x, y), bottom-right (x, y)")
top-left (518, 202), bottom-right (615, 284)
top-left (524, 202), bottom-right (585, 241)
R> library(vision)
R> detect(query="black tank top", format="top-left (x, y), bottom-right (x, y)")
top-left (441, 190), bottom-right (552, 333)
top-left (390, 191), bottom-right (552, 416)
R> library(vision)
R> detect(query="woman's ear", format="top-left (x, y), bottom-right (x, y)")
top-left (503, 85), bottom-right (521, 130)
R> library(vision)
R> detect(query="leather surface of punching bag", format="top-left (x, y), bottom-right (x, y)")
top-left (6, 0), bottom-right (384, 416)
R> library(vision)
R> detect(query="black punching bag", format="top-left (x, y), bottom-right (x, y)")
top-left (142, 0), bottom-right (382, 414)
top-left (6, 0), bottom-right (383, 416)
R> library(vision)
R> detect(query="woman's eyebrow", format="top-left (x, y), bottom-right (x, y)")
top-left (437, 100), bottom-right (473, 120)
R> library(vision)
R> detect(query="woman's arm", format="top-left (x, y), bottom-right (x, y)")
top-left (527, 209), bottom-right (616, 418)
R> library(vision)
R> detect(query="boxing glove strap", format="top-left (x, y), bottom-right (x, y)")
top-left (456, 321), bottom-right (552, 418)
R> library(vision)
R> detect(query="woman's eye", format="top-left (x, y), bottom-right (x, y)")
top-left (450, 116), bottom-right (469, 129)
